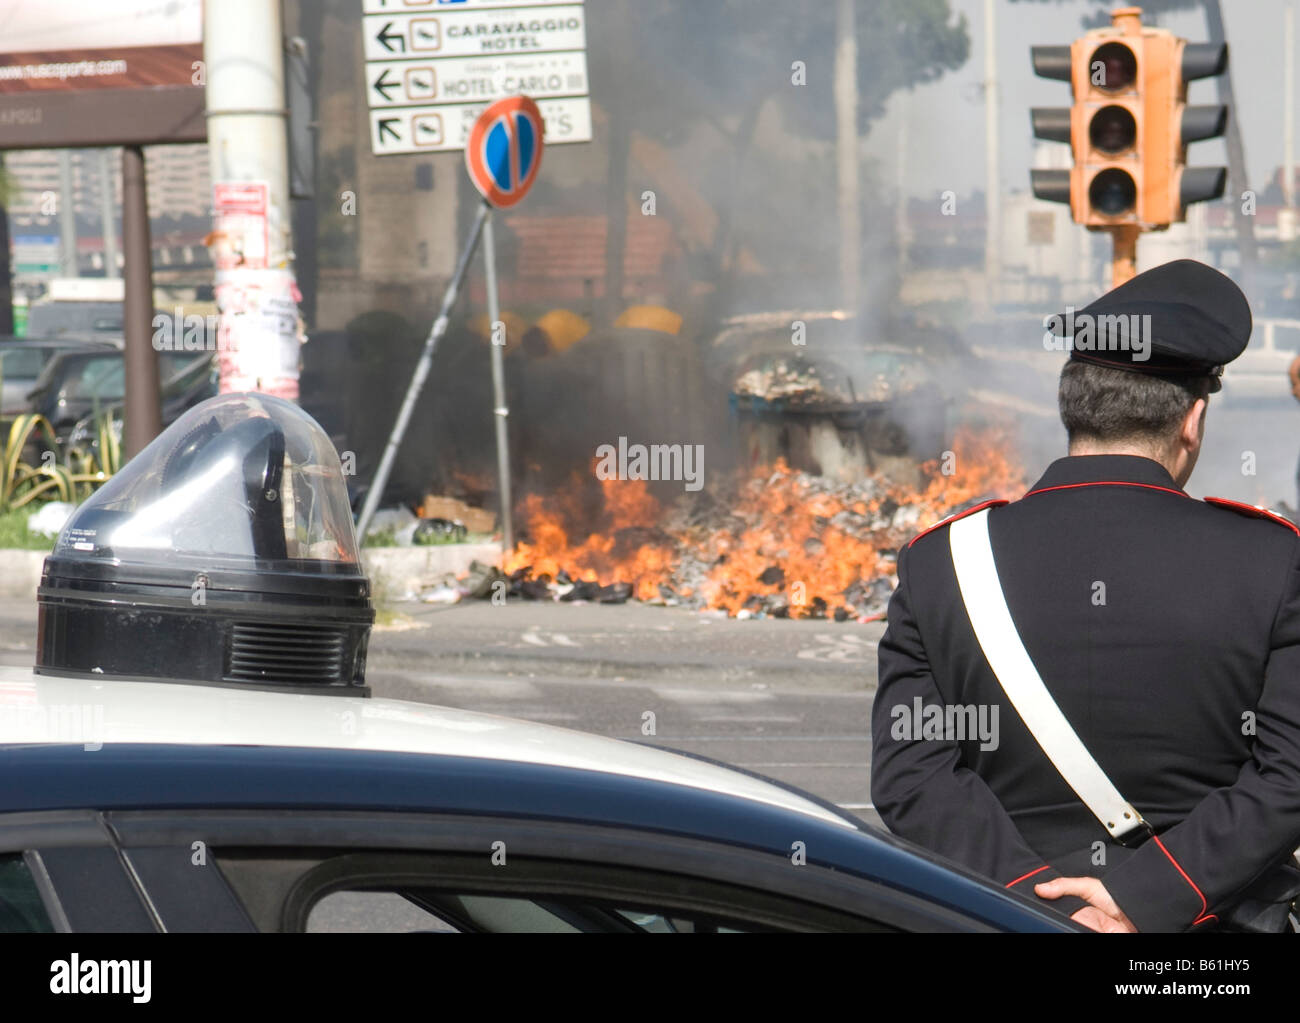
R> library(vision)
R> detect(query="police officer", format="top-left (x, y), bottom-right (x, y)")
top-left (871, 259), bottom-right (1300, 933)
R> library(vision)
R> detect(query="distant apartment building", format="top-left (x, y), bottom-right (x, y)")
top-left (5, 144), bottom-right (212, 278)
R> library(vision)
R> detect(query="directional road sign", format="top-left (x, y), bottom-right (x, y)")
top-left (370, 94), bottom-right (588, 155)
top-left (361, 0), bottom-right (591, 156)
top-left (363, 5), bottom-right (587, 61)
top-left (366, 51), bottom-right (587, 107)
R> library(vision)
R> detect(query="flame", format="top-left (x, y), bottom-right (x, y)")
top-left (503, 424), bottom-right (1025, 616)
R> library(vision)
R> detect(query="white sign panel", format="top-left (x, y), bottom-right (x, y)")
top-left (366, 51), bottom-right (587, 107)
top-left (370, 95), bottom-right (591, 154)
top-left (363, 0), bottom-right (566, 13)
top-left (361, 0), bottom-right (590, 156)
top-left (363, 4), bottom-right (586, 61)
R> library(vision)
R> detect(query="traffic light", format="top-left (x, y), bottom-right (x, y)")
top-left (1030, 7), bottom-right (1229, 235)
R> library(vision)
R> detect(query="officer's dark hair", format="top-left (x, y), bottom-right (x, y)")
top-left (1058, 359), bottom-right (1211, 447)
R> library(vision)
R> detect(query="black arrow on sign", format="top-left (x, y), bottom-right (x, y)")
top-left (372, 68), bottom-right (398, 101)
top-left (375, 21), bottom-right (405, 54)
top-left (378, 118), bottom-right (402, 143)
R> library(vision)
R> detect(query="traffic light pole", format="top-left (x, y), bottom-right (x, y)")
top-left (1108, 224), bottom-right (1140, 288)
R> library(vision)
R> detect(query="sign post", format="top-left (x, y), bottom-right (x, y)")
top-left (356, 95), bottom-right (545, 548)
top-left (355, 204), bottom-right (491, 544)
top-left (465, 95), bottom-right (545, 555)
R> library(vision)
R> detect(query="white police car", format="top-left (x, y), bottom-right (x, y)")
top-left (0, 395), bottom-right (1074, 934)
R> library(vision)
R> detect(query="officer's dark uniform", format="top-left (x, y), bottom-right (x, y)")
top-left (870, 261), bottom-right (1300, 932)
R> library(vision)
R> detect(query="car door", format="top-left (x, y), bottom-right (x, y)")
top-left (105, 809), bottom-right (1009, 933)
top-left (0, 810), bottom-right (159, 933)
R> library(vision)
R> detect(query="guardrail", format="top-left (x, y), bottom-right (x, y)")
top-left (1252, 318), bottom-right (1300, 354)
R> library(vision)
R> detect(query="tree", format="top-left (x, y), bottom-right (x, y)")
top-left (585, 0), bottom-right (971, 319)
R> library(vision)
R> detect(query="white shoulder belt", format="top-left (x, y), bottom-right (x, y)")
top-left (948, 508), bottom-right (1152, 846)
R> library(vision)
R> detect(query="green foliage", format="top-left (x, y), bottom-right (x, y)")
top-left (63, 409), bottom-right (122, 482)
top-left (361, 525), bottom-right (397, 548)
top-left (0, 506), bottom-right (56, 551)
top-left (0, 407), bottom-right (116, 516)
top-left (0, 414), bottom-right (77, 510)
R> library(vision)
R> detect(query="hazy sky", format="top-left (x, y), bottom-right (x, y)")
top-left (870, 0), bottom-right (1297, 200)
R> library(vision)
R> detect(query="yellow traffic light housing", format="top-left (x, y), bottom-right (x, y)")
top-left (1031, 6), bottom-right (1229, 284)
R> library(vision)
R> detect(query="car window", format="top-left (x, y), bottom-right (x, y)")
top-left (0, 853), bottom-right (54, 933)
top-left (302, 887), bottom-right (754, 933)
top-left (306, 890), bottom-right (457, 933)
top-left (223, 849), bottom-right (848, 934)
top-left (67, 357), bottom-right (125, 401)
top-left (0, 347), bottom-right (50, 380)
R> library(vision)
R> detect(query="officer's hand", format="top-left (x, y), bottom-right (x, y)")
top-left (1288, 355), bottom-right (1300, 400)
top-left (1070, 905), bottom-right (1136, 933)
top-left (1034, 876), bottom-right (1137, 933)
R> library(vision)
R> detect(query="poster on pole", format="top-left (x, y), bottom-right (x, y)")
top-left (211, 183), bottom-right (271, 272)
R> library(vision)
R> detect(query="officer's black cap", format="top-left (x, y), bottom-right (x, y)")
top-left (1046, 259), bottom-right (1251, 393)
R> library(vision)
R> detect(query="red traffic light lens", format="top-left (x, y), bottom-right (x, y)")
top-left (1090, 42), bottom-right (1137, 92)
top-left (1089, 168), bottom-right (1137, 214)
top-left (1089, 105), bottom-right (1137, 153)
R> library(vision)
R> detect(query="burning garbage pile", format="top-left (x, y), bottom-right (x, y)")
top-left (427, 425), bottom-right (1025, 620)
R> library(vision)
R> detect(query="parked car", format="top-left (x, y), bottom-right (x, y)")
top-left (0, 336), bottom-right (120, 417)
top-left (26, 299), bottom-right (128, 337)
top-left (25, 348), bottom-right (213, 444)
top-left (0, 672), bottom-right (1078, 934)
top-left (65, 351), bottom-right (219, 459)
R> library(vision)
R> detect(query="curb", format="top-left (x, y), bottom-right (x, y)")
top-left (360, 543), bottom-right (504, 601)
top-left (0, 543), bottom-right (503, 603)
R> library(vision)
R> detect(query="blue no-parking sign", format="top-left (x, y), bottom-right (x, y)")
top-left (464, 94), bottom-right (544, 208)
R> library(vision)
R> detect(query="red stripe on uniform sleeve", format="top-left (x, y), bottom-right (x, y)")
top-left (1151, 834), bottom-right (1209, 922)
top-left (1006, 865), bottom-right (1051, 889)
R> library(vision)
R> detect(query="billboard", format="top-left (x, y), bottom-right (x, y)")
top-left (0, 0), bottom-right (206, 148)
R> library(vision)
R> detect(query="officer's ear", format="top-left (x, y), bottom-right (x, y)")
top-left (1180, 397), bottom-right (1207, 450)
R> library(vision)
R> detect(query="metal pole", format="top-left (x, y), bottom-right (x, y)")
top-left (1110, 224), bottom-right (1139, 288)
top-left (356, 202), bottom-right (490, 542)
top-left (834, 0), bottom-right (859, 313)
top-left (896, 90), bottom-right (909, 278)
top-left (983, 0), bottom-right (1000, 304)
top-left (204, 0), bottom-right (299, 399)
top-left (483, 208), bottom-right (514, 553)
top-left (1285, 0), bottom-right (1296, 212)
top-left (98, 149), bottom-right (119, 278)
top-left (121, 145), bottom-right (162, 459)
top-left (57, 151), bottom-right (77, 277)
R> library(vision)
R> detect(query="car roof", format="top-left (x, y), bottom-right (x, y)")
top-left (0, 667), bottom-right (858, 830)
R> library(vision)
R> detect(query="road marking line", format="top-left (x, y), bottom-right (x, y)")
top-left (426, 679), bottom-right (543, 700)
top-left (651, 687), bottom-right (774, 704)
top-left (736, 762), bottom-right (866, 768)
